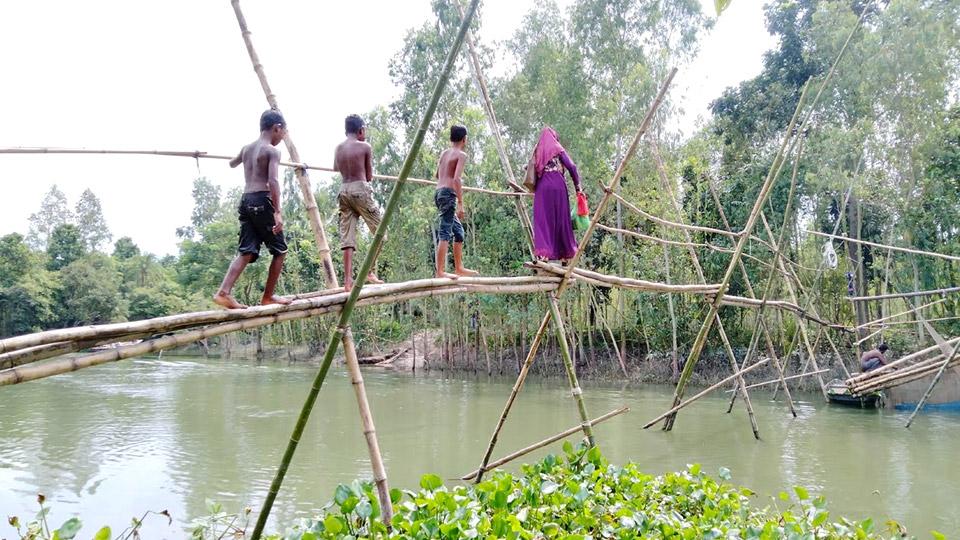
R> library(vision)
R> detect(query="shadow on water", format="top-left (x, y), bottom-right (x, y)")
top-left (2, 356), bottom-right (959, 536)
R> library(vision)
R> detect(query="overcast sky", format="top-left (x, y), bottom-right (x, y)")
top-left (0, 0), bottom-right (773, 256)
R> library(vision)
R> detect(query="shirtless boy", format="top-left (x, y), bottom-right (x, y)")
top-left (435, 125), bottom-right (478, 278)
top-left (334, 114), bottom-right (384, 292)
top-left (213, 109), bottom-right (291, 310)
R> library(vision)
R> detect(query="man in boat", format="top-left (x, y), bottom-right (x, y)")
top-left (213, 109), bottom-right (292, 310)
top-left (860, 343), bottom-right (890, 372)
top-left (334, 114), bottom-right (384, 292)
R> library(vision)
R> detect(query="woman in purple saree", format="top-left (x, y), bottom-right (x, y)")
top-left (531, 126), bottom-right (581, 261)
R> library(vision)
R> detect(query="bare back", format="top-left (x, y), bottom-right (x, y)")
top-left (241, 139), bottom-right (280, 193)
top-left (436, 148), bottom-right (466, 190)
top-left (334, 138), bottom-right (372, 183)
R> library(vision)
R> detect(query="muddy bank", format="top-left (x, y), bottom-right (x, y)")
top-left (361, 330), bottom-right (853, 391)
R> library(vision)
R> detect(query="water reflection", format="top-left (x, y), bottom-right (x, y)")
top-left (1, 357), bottom-right (959, 536)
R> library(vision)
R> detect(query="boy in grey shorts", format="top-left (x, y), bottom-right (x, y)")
top-left (434, 125), bottom-right (478, 278)
top-left (334, 114), bottom-right (384, 291)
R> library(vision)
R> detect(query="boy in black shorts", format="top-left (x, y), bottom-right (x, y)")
top-left (434, 125), bottom-right (478, 278)
top-left (213, 109), bottom-right (292, 309)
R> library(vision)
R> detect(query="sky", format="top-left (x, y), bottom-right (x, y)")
top-left (0, 0), bottom-right (774, 256)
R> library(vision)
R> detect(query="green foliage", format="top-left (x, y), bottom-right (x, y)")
top-left (73, 189), bottom-right (111, 252)
top-left (112, 236), bottom-right (140, 260)
top-left (46, 224), bottom-right (86, 271)
top-left (27, 185), bottom-right (72, 250)
top-left (261, 447), bottom-right (913, 539)
top-left (57, 254), bottom-right (123, 326)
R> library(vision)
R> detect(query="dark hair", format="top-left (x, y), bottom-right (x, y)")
top-left (345, 114), bottom-right (364, 135)
top-left (879, 343), bottom-right (889, 352)
top-left (260, 109), bottom-right (286, 132)
top-left (450, 125), bottom-right (467, 143)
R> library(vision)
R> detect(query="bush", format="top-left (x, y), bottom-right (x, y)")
top-left (9, 446), bottom-right (928, 539)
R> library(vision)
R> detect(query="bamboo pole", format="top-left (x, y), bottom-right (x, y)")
top-left (904, 337), bottom-right (960, 428)
top-left (456, 0), bottom-right (535, 253)
top-left (706, 179), bottom-right (797, 416)
top-left (661, 81), bottom-right (810, 431)
top-left (866, 316), bottom-right (960, 328)
top-left (805, 230), bottom-right (960, 264)
top-left (646, 140), bottom-right (762, 434)
top-left (642, 359), bottom-right (770, 429)
top-left (0, 275), bottom-right (564, 356)
top-left (245, 4), bottom-right (478, 533)
top-left (846, 337), bottom-right (960, 383)
top-left (0, 283), bottom-right (558, 386)
top-left (0, 148), bottom-right (527, 198)
top-left (725, 369), bottom-right (831, 392)
top-left (454, 0), bottom-right (599, 471)
top-left (662, 4), bottom-right (868, 430)
top-left (461, 406), bottom-right (629, 481)
top-left (857, 298), bottom-right (948, 329)
top-left (472, 313), bottom-right (552, 482)
top-left (548, 295), bottom-right (595, 445)
top-left (846, 286), bottom-right (960, 302)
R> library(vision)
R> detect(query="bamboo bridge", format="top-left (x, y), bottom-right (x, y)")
top-left (2, 2), bottom-right (955, 537)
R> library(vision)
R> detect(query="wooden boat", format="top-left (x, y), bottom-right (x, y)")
top-left (826, 379), bottom-right (884, 409)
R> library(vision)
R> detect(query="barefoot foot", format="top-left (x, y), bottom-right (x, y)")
top-left (436, 271), bottom-right (459, 279)
top-left (261, 295), bottom-right (292, 306)
top-left (455, 267), bottom-right (479, 277)
top-left (213, 293), bottom-right (248, 310)
top-left (343, 279), bottom-right (353, 293)
top-left (366, 274), bottom-right (384, 285)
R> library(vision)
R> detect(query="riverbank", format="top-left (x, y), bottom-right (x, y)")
top-left (169, 329), bottom-right (852, 392)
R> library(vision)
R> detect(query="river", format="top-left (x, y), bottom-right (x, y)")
top-left (1, 357), bottom-right (958, 537)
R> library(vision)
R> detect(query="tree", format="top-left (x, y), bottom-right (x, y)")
top-left (0, 270), bottom-right (58, 337)
top-left (27, 185), bottom-right (72, 250)
top-left (74, 188), bottom-right (112, 252)
top-left (57, 254), bottom-right (123, 326)
top-left (178, 177), bottom-right (224, 239)
top-left (0, 233), bottom-right (34, 288)
top-left (46, 224), bottom-right (86, 271)
top-left (112, 236), bottom-right (141, 259)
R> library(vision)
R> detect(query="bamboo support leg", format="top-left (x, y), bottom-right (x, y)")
top-left (245, 2), bottom-right (481, 536)
top-left (461, 407), bottom-right (629, 481)
top-left (549, 295), bottom-right (595, 446)
top-left (473, 312), bottom-right (552, 482)
top-left (707, 181), bottom-right (796, 417)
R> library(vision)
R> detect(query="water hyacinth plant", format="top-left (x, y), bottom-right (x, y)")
top-left (269, 444), bottom-right (920, 539)
top-left (7, 446), bottom-right (936, 539)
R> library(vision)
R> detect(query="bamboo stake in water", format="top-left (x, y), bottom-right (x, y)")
top-left (461, 406), bottom-right (629, 481)
top-left (248, 2), bottom-right (480, 537)
top-left (643, 359), bottom-right (770, 429)
top-left (647, 139), bottom-right (762, 436)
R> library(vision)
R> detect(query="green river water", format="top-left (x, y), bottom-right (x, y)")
top-left (1, 357), bottom-right (958, 537)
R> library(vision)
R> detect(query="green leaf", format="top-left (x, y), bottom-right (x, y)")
top-left (718, 467), bottom-right (731, 481)
top-left (931, 531), bottom-right (946, 540)
top-left (812, 510), bottom-right (828, 527)
top-left (390, 488), bottom-right (403, 504)
top-left (419, 473), bottom-right (443, 491)
top-left (301, 533), bottom-right (317, 540)
top-left (334, 484), bottom-right (353, 505)
top-left (793, 486), bottom-right (809, 501)
top-left (715, 0), bottom-right (732, 16)
top-left (541, 480), bottom-right (560, 495)
top-left (92, 526), bottom-right (111, 540)
top-left (323, 515), bottom-right (343, 535)
top-left (56, 518), bottom-right (82, 540)
top-left (356, 500), bottom-right (373, 519)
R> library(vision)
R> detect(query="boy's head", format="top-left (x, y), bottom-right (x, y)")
top-left (260, 109), bottom-right (287, 145)
top-left (450, 125), bottom-right (467, 146)
top-left (879, 342), bottom-right (889, 353)
top-left (345, 114), bottom-right (366, 141)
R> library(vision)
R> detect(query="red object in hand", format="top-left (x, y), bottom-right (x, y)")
top-left (576, 192), bottom-right (589, 217)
